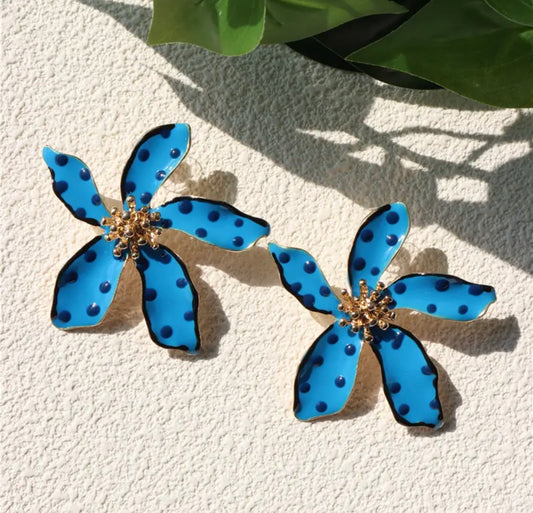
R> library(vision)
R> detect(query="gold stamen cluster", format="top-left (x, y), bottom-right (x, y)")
top-left (101, 195), bottom-right (162, 260)
top-left (338, 279), bottom-right (395, 343)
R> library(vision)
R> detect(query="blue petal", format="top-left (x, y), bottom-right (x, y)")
top-left (269, 243), bottom-right (341, 315)
top-left (384, 274), bottom-right (496, 321)
top-left (52, 236), bottom-right (127, 329)
top-left (43, 147), bottom-right (110, 226)
top-left (348, 203), bottom-right (409, 295)
top-left (370, 325), bottom-right (443, 428)
top-left (294, 323), bottom-right (363, 421)
top-left (154, 197), bottom-right (270, 250)
top-left (120, 124), bottom-right (190, 208)
top-left (135, 245), bottom-right (200, 353)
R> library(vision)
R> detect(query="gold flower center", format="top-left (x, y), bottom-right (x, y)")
top-left (101, 195), bottom-right (162, 260)
top-left (338, 279), bottom-right (395, 343)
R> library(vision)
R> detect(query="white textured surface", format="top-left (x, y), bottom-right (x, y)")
top-left (2, 1), bottom-right (532, 512)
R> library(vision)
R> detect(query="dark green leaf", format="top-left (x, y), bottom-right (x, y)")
top-left (485, 0), bottom-right (533, 26)
top-left (348, 0), bottom-right (533, 107)
top-left (262, 0), bottom-right (406, 44)
top-left (148, 0), bottom-right (266, 55)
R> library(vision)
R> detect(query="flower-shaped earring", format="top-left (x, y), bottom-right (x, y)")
top-left (44, 124), bottom-right (270, 352)
top-left (269, 203), bottom-right (495, 428)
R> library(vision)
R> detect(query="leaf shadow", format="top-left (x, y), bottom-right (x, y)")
top-left (76, 0), bottom-right (533, 276)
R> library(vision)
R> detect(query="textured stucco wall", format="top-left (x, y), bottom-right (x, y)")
top-left (2, 1), bottom-right (532, 512)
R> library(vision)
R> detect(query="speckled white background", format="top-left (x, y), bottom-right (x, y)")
top-left (2, 1), bottom-right (532, 512)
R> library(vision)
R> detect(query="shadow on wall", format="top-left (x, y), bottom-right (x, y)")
top-left (79, 0), bottom-right (533, 275)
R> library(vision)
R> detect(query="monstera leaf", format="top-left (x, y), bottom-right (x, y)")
top-left (484, 0), bottom-right (533, 26)
top-left (148, 0), bottom-right (405, 55)
top-left (348, 0), bottom-right (533, 107)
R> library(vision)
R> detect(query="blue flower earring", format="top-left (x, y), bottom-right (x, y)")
top-left (44, 123), bottom-right (270, 353)
top-left (269, 203), bottom-right (495, 428)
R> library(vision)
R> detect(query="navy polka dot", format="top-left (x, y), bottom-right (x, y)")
top-left (234, 218), bottom-right (244, 227)
top-left (458, 305), bottom-right (468, 315)
top-left (370, 267), bottom-right (380, 276)
top-left (353, 257), bottom-right (365, 271)
top-left (327, 334), bottom-right (338, 344)
top-left (394, 282), bottom-right (406, 294)
top-left (145, 288), bottom-right (157, 301)
top-left (161, 219), bottom-right (172, 228)
top-left (75, 208), bottom-right (86, 219)
top-left (57, 310), bottom-right (71, 322)
top-left (64, 271), bottom-right (78, 284)
top-left (299, 383), bottom-right (310, 393)
top-left (316, 402), bottom-right (327, 413)
top-left (160, 127), bottom-right (171, 138)
top-left (140, 192), bottom-right (152, 204)
top-left (430, 399), bottom-right (440, 409)
top-left (178, 200), bottom-right (193, 214)
top-left (427, 304), bottom-right (437, 314)
top-left (421, 365), bottom-right (433, 375)
top-left (360, 229), bottom-right (373, 242)
top-left (155, 170), bottom-right (166, 180)
top-left (208, 210), bottom-right (220, 222)
top-left (303, 261), bottom-right (316, 274)
top-left (389, 382), bottom-right (401, 394)
top-left (160, 253), bottom-right (171, 264)
top-left (468, 284), bottom-right (483, 296)
top-left (124, 181), bottom-right (136, 193)
top-left (184, 311), bottom-right (194, 322)
top-left (319, 286), bottom-right (330, 297)
top-left (233, 236), bottom-right (244, 247)
top-left (347, 329), bottom-right (356, 338)
top-left (389, 299), bottom-right (397, 309)
top-left (302, 294), bottom-right (315, 308)
top-left (278, 252), bottom-right (290, 264)
top-left (170, 148), bottom-right (180, 158)
top-left (99, 281), bottom-right (111, 293)
top-left (91, 194), bottom-right (101, 206)
top-left (176, 278), bottom-right (187, 288)
top-left (87, 303), bottom-right (100, 316)
top-left (196, 228), bottom-right (207, 238)
top-left (435, 278), bottom-right (450, 291)
top-left (160, 325), bottom-right (173, 338)
top-left (335, 376), bottom-right (346, 388)
top-left (290, 282), bottom-right (302, 293)
top-left (386, 234), bottom-right (398, 246)
top-left (344, 344), bottom-right (356, 356)
top-left (79, 168), bottom-right (90, 181)
top-left (138, 149), bottom-right (150, 162)
top-left (312, 355), bottom-right (324, 366)
top-left (398, 404), bottom-right (410, 415)
top-left (53, 180), bottom-right (68, 194)
top-left (84, 250), bottom-right (97, 263)
top-left (136, 256), bottom-right (149, 272)
top-left (386, 211), bottom-right (399, 224)
top-left (55, 154), bottom-right (68, 166)
top-left (392, 333), bottom-right (404, 349)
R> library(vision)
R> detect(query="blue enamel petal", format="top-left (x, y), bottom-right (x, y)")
top-left (348, 203), bottom-right (409, 295)
top-left (384, 274), bottom-right (496, 321)
top-left (370, 325), bottom-right (443, 428)
top-left (294, 323), bottom-right (363, 421)
top-left (43, 147), bottom-right (110, 226)
top-left (52, 236), bottom-right (127, 329)
top-left (154, 197), bottom-right (270, 251)
top-left (120, 123), bottom-right (190, 207)
top-left (269, 243), bottom-right (341, 315)
top-left (135, 245), bottom-right (200, 353)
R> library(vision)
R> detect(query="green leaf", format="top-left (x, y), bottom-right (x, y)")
top-left (148, 0), bottom-right (266, 56)
top-left (485, 0), bottom-right (533, 26)
top-left (262, 0), bottom-right (406, 44)
top-left (348, 0), bottom-right (533, 107)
